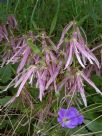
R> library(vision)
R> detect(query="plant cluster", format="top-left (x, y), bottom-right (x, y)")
top-left (0, 15), bottom-right (102, 135)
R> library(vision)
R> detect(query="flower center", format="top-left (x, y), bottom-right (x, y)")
top-left (63, 118), bottom-right (69, 122)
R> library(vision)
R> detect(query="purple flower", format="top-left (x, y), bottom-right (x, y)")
top-left (1, 20), bottom-right (101, 108)
top-left (57, 22), bottom-right (100, 69)
top-left (64, 31), bottom-right (100, 69)
top-left (7, 15), bottom-right (18, 29)
top-left (0, 25), bottom-right (8, 41)
top-left (57, 107), bottom-right (84, 128)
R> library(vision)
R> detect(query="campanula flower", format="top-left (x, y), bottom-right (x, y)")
top-left (57, 21), bottom-right (100, 69)
top-left (0, 25), bottom-right (8, 41)
top-left (1, 17), bottom-right (101, 108)
top-left (7, 15), bottom-right (18, 29)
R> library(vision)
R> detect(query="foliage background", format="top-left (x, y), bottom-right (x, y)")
top-left (0, 0), bottom-right (102, 135)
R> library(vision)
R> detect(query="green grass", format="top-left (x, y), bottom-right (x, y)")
top-left (0, 0), bottom-right (102, 43)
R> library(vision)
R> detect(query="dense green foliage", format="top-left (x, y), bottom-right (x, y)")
top-left (0, 0), bottom-right (102, 135)
top-left (0, 0), bottom-right (102, 42)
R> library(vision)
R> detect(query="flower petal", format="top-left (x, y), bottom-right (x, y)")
top-left (73, 43), bottom-right (85, 68)
top-left (65, 41), bottom-right (73, 69)
top-left (57, 22), bottom-right (73, 49)
top-left (57, 117), bottom-right (62, 123)
top-left (77, 76), bottom-right (87, 107)
top-left (64, 118), bottom-right (78, 128)
top-left (17, 47), bottom-right (31, 73)
top-left (82, 73), bottom-right (102, 95)
top-left (46, 62), bottom-right (62, 89)
top-left (78, 115), bottom-right (84, 125)
top-left (16, 67), bottom-right (34, 97)
top-left (66, 107), bottom-right (79, 118)
top-left (58, 108), bottom-right (66, 118)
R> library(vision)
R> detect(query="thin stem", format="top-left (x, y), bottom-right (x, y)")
top-left (91, 44), bottom-right (102, 52)
top-left (30, 0), bottom-right (39, 27)
top-left (14, 0), bottom-right (20, 14)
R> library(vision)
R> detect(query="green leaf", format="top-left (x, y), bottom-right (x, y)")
top-left (77, 15), bottom-right (89, 26)
top-left (91, 75), bottom-right (102, 86)
top-left (0, 96), bottom-right (12, 106)
top-left (27, 38), bottom-right (41, 54)
top-left (50, 14), bottom-right (58, 35)
top-left (85, 119), bottom-right (102, 132)
top-left (0, 120), bottom-right (8, 130)
top-left (68, 126), bottom-right (88, 135)
top-left (0, 64), bottom-right (12, 83)
top-left (55, 91), bottom-right (60, 98)
top-left (49, 0), bottom-right (60, 35)
top-left (32, 21), bottom-right (38, 30)
top-left (93, 95), bottom-right (102, 103)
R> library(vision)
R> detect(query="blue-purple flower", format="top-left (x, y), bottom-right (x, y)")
top-left (57, 107), bottom-right (84, 128)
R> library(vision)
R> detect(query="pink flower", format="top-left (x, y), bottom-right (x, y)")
top-left (57, 68), bottom-right (102, 107)
top-left (65, 31), bottom-right (99, 69)
top-left (3, 32), bottom-right (62, 105)
top-left (37, 69), bottom-right (48, 101)
top-left (0, 25), bottom-right (8, 41)
top-left (6, 36), bottom-right (32, 73)
top-left (74, 71), bottom-right (102, 106)
top-left (1, 19), bottom-right (101, 108)
top-left (17, 46), bottom-right (31, 73)
top-left (57, 22), bottom-right (100, 69)
top-left (15, 66), bottom-right (36, 97)
top-left (4, 66), bottom-right (36, 106)
top-left (7, 15), bottom-right (18, 29)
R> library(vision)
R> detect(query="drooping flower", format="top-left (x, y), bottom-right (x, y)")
top-left (7, 15), bottom-right (18, 29)
top-left (57, 107), bottom-right (84, 128)
top-left (57, 68), bottom-right (102, 107)
top-left (6, 36), bottom-right (32, 73)
top-left (0, 50), bottom-right (12, 67)
top-left (57, 22), bottom-right (100, 69)
top-left (3, 32), bottom-right (62, 105)
top-left (4, 66), bottom-right (37, 106)
top-left (0, 25), bottom-right (8, 41)
top-left (1, 17), bottom-right (101, 108)
top-left (84, 64), bottom-right (101, 78)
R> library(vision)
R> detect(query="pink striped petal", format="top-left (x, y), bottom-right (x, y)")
top-left (14, 73), bottom-right (26, 88)
top-left (75, 41), bottom-right (94, 63)
top-left (46, 62), bottom-right (62, 89)
top-left (73, 43), bottom-right (85, 68)
top-left (37, 71), bottom-right (46, 101)
top-left (17, 47), bottom-right (30, 73)
top-left (57, 22), bottom-right (73, 49)
top-left (65, 41), bottom-right (73, 69)
top-left (7, 46), bottom-right (26, 64)
top-left (50, 52), bottom-right (57, 62)
top-left (76, 41), bottom-right (99, 67)
top-left (16, 67), bottom-right (34, 97)
top-left (57, 77), bottom-right (69, 92)
top-left (77, 76), bottom-right (87, 107)
top-left (81, 73), bottom-right (102, 95)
